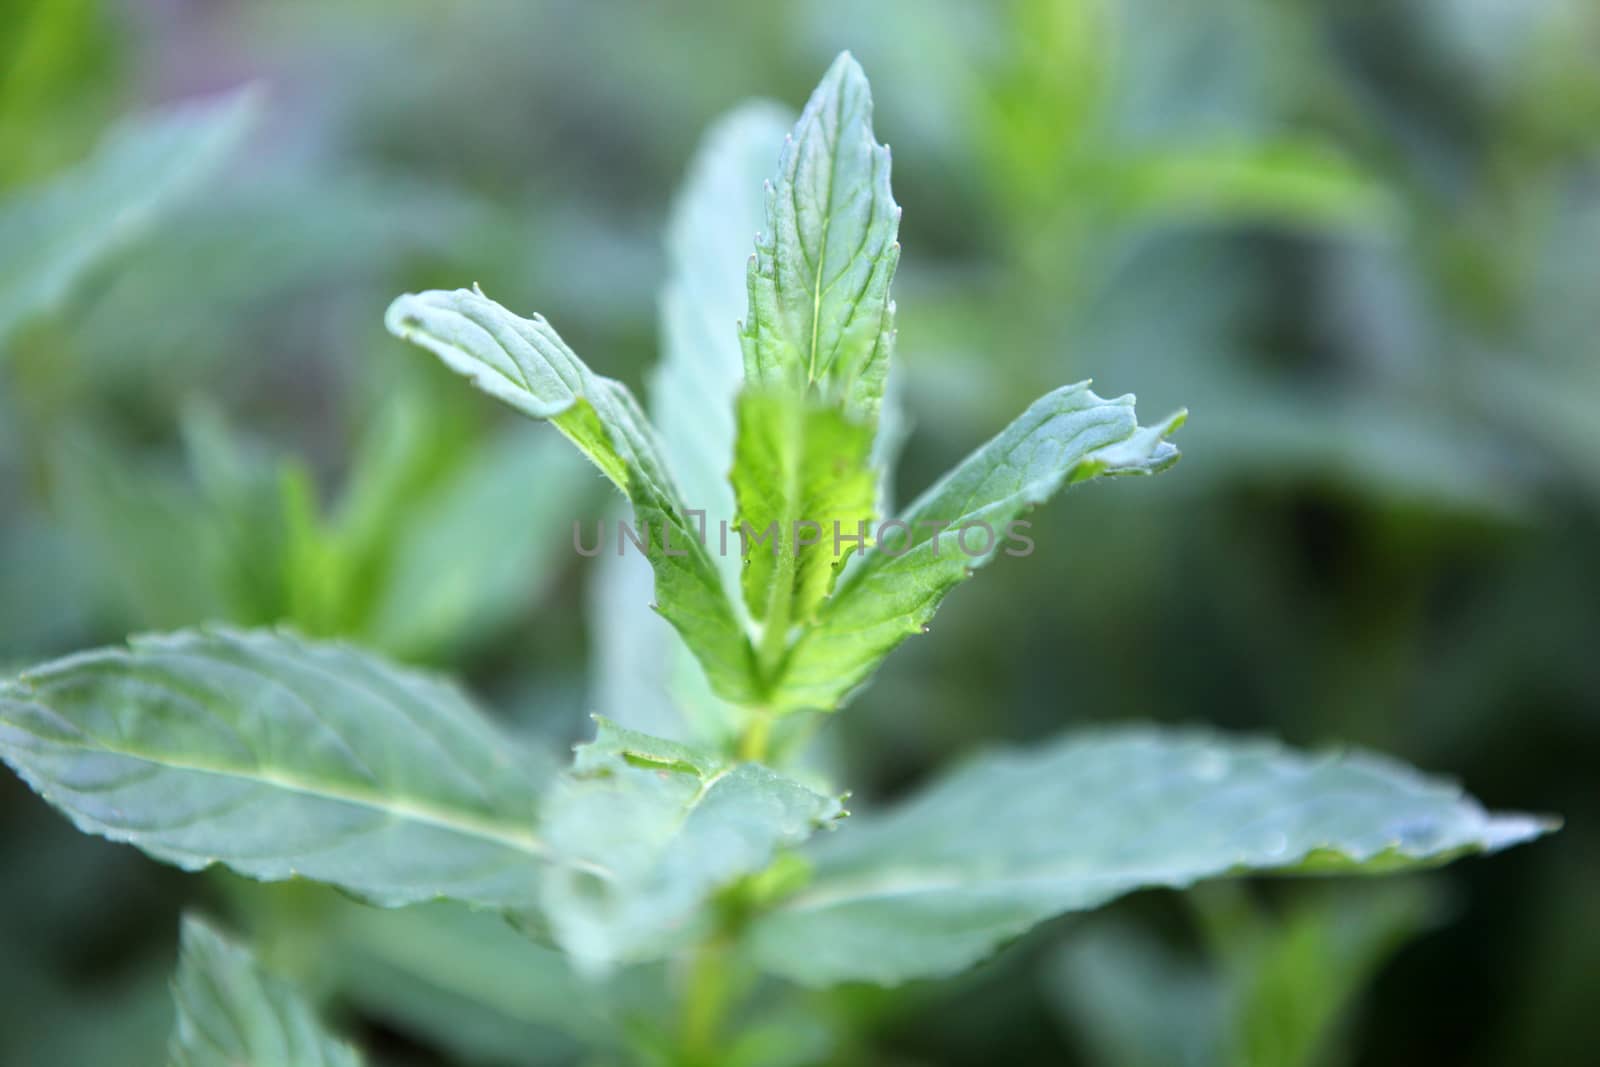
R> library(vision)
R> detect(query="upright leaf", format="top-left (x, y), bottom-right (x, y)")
top-left (0, 628), bottom-right (556, 908)
top-left (741, 51), bottom-right (901, 419)
top-left (747, 727), bottom-right (1554, 986)
top-left (732, 53), bottom-right (901, 669)
top-left (590, 103), bottom-right (791, 749)
top-left (0, 87), bottom-right (256, 349)
top-left (386, 287), bottom-right (759, 704)
top-left (655, 101), bottom-right (794, 550)
top-left (539, 717), bottom-right (842, 975)
top-left (732, 388), bottom-right (877, 649)
top-left (768, 384), bottom-right (1184, 711)
top-left (169, 916), bottom-right (362, 1067)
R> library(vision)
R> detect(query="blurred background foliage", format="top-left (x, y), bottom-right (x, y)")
top-left (1, 0), bottom-right (1596, 1064)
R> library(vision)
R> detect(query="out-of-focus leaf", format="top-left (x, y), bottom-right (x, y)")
top-left (51, 432), bottom-right (228, 630)
top-left (0, 87), bottom-right (256, 349)
top-left (655, 100), bottom-right (791, 551)
top-left (365, 427), bottom-right (589, 659)
top-left (592, 102), bottom-right (790, 749)
top-left (1047, 882), bottom-right (1439, 1067)
top-left (768, 386), bottom-right (1183, 711)
top-left (1207, 882), bottom-right (1440, 1067)
top-left (1046, 920), bottom-right (1223, 1067)
top-left (1106, 140), bottom-right (1395, 231)
top-left (311, 898), bottom-right (659, 1064)
top-left (539, 717), bottom-right (842, 975)
top-left (0, 628), bottom-right (556, 909)
top-left (748, 727), bottom-right (1553, 986)
top-left (169, 916), bottom-right (362, 1067)
top-left (387, 287), bottom-right (759, 704)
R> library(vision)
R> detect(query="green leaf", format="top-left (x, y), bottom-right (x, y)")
top-left (732, 388), bottom-right (877, 668)
top-left (746, 727), bottom-right (1555, 987)
top-left (0, 627), bottom-right (556, 909)
top-left (741, 52), bottom-right (901, 421)
top-left (655, 101), bottom-right (793, 563)
top-left (768, 384), bottom-right (1185, 711)
top-left (588, 102), bottom-right (792, 751)
top-left (169, 916), bottom-right (362, 1067)
top-left (386, 286), bottom-right (759, 705)
top-left (0, 86), bottom-right (257, 349)
top-left (539, 717), bottom-right (843, 975)
top-left (364, 427), bottom-right (590, 658)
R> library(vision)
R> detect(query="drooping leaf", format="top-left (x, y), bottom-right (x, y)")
top-left (539, 717), bottom-right (843, 975)
top-left (168, 916), bottom-right (362, 1067)
top-left (767, 384), bottom-right (1185, 711)
top-left (732, 387), bottom-right (877, 639)
top-left (0, 628), bottom-right (556, 908)
top-left (0, 87), bottom-right (257, 349)
top-left (747, 727), bottom-right (1554, 987)
top-left (741, 52), bottom-right (901, 422)
top-left (386, 287), bottom-right (759, 705)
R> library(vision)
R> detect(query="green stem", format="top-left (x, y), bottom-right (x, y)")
top-left (737, 708), bottom-right (774, 764)
top-left (680, 937), bottom-right (730, 1065)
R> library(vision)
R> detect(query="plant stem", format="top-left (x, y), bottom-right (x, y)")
top-left (680, 936), bottom-right (731, 1065)
top-left (737, 708), bottom-right (774, 764)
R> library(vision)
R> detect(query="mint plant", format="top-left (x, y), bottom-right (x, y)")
top-left (0, 54), bottom-right (1553, 1065)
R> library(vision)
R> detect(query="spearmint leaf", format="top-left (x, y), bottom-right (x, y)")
top-left (0, 87), bottom-right (257, 349)
top-left (746, 727), bottom-right (1555, 987)
top-left (587, 103), bottom-right (792, 751)
top-left (169, 916), bottom-right (363, 1067)
top-left (741, 52), bottom-right (901, 420)
top-left (656, 102), bottom-right (794, 558)
top-left (732, 388), bottom-right (876, 638)
top-left (386, 287), bottom-right (759, 705)
top-left (539, 717), bottom-right (843, 976)
top-left (0, 627), bottom-right (557, 909)
top-left (768, 384), bottom-right (1185, 711)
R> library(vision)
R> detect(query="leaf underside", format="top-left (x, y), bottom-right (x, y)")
top-left (385, 288), bottom-right (759, 705)
top-left (766, 386), bottom-right (1185, 711)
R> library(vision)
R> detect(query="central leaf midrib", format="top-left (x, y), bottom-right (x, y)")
top-left (21, 727), bottom-right (552, 860)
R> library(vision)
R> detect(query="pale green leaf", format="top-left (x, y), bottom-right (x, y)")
top-left (655, 101), bottom-right (793, 555)
top-left (747, 727), bottom-right (1554, 987)
top-left (741, 51), bottom-right (901, 420)
top-left (768, 384), bottom-right (1185, 711)
top-left (0, 628), bottom-right (556, 909)
top-left (365, 427), bottom-right (590, 658)
top-left (733, 387), bottom-right (877, 647)
top-left (386, 287), bottom-right (759, 704)
top-left (540, 717), bottom-right (843, 975)
top-left (589, 103), bottom-right (791, 750)
top-left (169, 916), bottom-right (362, 1067)
top-left (0, 87), bottom-right (257, 349)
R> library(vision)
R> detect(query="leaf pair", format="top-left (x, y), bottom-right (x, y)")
top-left (386, 53), bottom-right (1186, 721)
top-left (0, 627), bottom-right (1552, 995)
